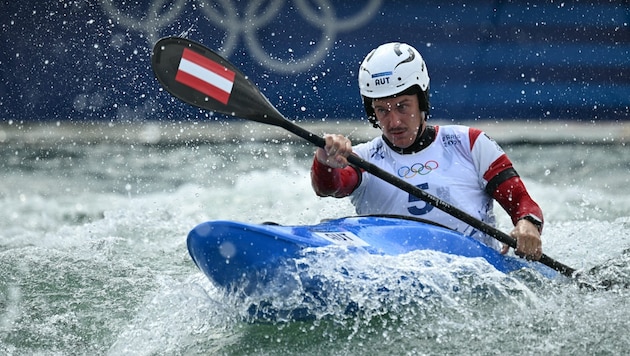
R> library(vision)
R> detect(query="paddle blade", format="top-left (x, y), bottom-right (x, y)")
top-left (151, 37), bottom-right (287, 127)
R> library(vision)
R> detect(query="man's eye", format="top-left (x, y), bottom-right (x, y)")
top-left (398, 104), bottom-right (411, 113)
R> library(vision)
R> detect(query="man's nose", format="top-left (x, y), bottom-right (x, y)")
top-left (386, 111), bottom-right (402, 127)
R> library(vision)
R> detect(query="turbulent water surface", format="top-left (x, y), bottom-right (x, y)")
top-left (1, 121), bottom-right (629, 355)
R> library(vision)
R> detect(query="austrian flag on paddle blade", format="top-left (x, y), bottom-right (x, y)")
top-left (175, 48), bottom-right (235, 105)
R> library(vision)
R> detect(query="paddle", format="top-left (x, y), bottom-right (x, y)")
top-left (151, 36), bottom-right (578, 278)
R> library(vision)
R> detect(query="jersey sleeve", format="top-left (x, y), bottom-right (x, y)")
top-left (491, 175), bottom-right (544, 232)
top-left (310, 157), bottom-right (361, 198)
top-left (469, 128), bottom-right (544, 231)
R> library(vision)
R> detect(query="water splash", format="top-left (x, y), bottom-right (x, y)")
top-left (210, 246), bottom-right (547, 325)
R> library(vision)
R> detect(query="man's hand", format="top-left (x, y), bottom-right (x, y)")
top-left (315, 134), bottom-right (353, 168)
top-left (501, 218), bottom-right (542, 260)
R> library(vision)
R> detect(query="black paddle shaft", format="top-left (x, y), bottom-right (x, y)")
top-left (151, 36), bottom-right (577, 278)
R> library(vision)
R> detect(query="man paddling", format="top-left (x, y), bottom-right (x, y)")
top-left (311, 42), bottom-right (544, 261)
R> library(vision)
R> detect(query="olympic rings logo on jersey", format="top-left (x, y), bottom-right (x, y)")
top-left (397, 160), bottom-right (439, 178)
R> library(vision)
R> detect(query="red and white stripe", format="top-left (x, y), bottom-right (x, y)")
top-left (175, 48), bottom-right (235, 105)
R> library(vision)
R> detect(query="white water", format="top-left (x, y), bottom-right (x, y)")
top-left (1, 121), bottom-right (629, 355)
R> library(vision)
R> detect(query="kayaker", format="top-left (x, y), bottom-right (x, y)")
top-left (310, 42), bottom-right (544, 261)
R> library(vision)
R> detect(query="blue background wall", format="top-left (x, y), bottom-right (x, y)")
top-left (1, 0), bottom-right (628, 122)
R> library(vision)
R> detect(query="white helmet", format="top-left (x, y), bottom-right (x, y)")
top-left (358, 42), bottom-right (430, 126)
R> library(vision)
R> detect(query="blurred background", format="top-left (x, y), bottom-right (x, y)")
top-left (1, 0), bottom-right (628, 124)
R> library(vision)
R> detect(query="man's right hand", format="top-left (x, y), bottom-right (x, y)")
top-left (315, 134), bottom-right (353, 168)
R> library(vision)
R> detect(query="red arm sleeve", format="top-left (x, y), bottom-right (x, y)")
top-left (491, 175), bottom-right (544, 232)
top-left (310, 156), bottom-right (361, 198)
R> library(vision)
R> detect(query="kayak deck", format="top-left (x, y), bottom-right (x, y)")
top-left (187, 215), bottom-right (559, 292)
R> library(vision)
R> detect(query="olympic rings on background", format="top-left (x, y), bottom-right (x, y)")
top-left (397, 160), bottom-right (439, 178)
top-left (101, 0), bottom-right (383, 73)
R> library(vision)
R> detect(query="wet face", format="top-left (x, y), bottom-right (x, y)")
top-left (372, 94), bottom-right (425, 149)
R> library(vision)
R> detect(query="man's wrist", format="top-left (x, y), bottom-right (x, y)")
top-left (519, 214), bottom-right (543, 233)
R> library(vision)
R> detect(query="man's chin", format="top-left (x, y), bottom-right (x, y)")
top-left (389, 137), bottom-right (413, 149)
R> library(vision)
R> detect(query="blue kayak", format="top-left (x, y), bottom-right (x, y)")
top-left (187, 215), bottom-right (559, 294)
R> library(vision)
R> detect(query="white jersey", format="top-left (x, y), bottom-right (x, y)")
top-left (351, 125), bottom-right (504, 250)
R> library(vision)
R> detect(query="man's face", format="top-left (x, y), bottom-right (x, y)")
top-left (373, 94), bottom-right (424, 148)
